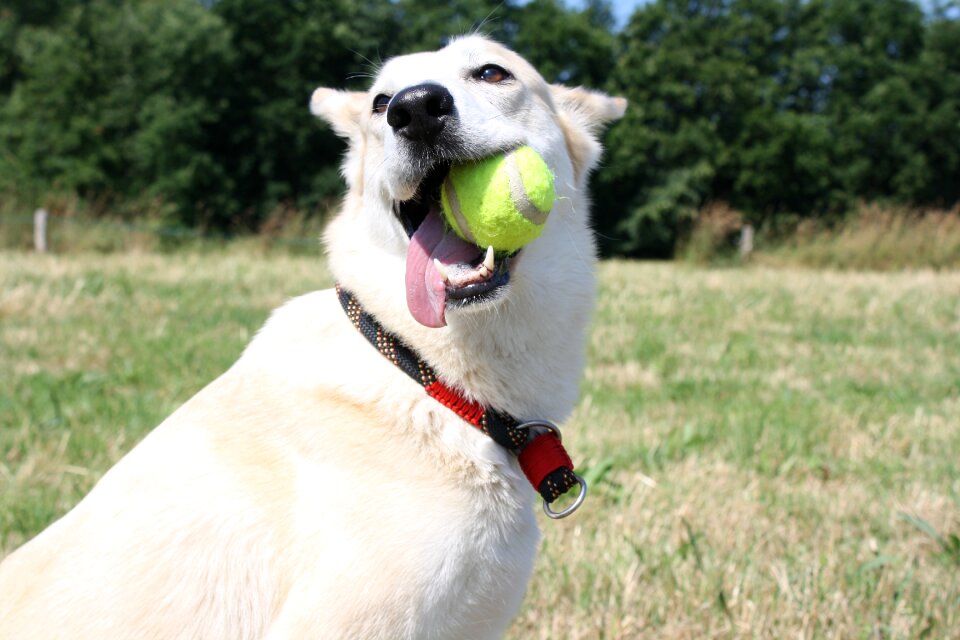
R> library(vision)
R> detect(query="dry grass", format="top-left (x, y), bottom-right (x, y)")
top-left (1, 252), bottom-right (958, 638)
top-left (757, 204), bottom-right (960, 271)
top-left (679, 201), bottom-right (745, 264)
top-left (0, 197), bottom-right (330, 254)
top-left (680, 202), bottom-right (960, 270)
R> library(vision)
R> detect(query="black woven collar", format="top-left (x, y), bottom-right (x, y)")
top-left (336, 285), bottom-right (584, 514)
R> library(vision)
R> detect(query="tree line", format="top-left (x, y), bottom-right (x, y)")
top-left (1, 0), bottom-right (958, 256)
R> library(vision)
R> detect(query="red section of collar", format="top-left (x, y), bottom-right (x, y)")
top-left (427, 380), bottom-right (575, 501)
top-left (425, 380), bottom-right (486, 426)
top-left (518, 432), bottom-right (574, 489)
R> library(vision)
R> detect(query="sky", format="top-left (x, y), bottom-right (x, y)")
top-left (607, 0), bottom-right (651, 27)
top-left (561, 0), bottom-right (651, 29)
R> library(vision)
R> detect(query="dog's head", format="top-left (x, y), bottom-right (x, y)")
top-left (312, 36), bottom-right (624, 336)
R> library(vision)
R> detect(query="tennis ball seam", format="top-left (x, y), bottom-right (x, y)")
top-left (442, 179), bottom-right (477, 245)
top-left (505, 152), bottom-right (550, 225)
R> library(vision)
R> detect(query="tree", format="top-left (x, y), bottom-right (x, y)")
top-left (0, 0), bottom-right (235, 219)
top-left (911, 14), bottom-right (960, 206)
top-left (504, 0), bottom-right (616, 86)
top-left (206, 0), bottom-right (399, 229)
top-left (597, 0), bottom-right (782, 256)
top-left (596, 0), bottom-right (960, 257)
top-left (0, 0), bottom-right (78, 95)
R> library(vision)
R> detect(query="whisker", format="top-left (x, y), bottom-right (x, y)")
top-left (473, 3), bottom-right (505, 37)
top-left (347, 48), bottom-right (383, 76)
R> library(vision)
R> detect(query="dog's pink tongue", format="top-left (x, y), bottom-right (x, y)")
top-left (406, 211), bottom-right (478, 327)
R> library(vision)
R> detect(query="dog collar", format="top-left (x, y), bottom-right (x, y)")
top-left (336, 285), bottom-right (586, 519)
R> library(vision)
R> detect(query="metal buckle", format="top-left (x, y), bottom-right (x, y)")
top-left (516, 419), bottom-right (586, 519)
top-left (543, 474), bottom-right (587, 519)
top-left (516, 419), bottom-right (563, 443)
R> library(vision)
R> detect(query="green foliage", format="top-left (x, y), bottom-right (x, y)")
top-left (596, 0), bottom-right (960, 256)
top-left (203, 0), bottom-right (400, 228)
top-left (389, 0), bottom-right (617, 85)
top-left (0, 0), bottom-right (234, 223)
top-left (505, 0), bottom-right (617, 86)
top-left (0, 0), bottom-right (77, 94)
top-left (0, 0), bottom-right (958, 255)
top-left (391, 0), bottom-right (505, 51)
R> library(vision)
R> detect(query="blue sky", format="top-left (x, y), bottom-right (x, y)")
top-left (607, 0), bottom-right (651, 27)
top-left (562, 0), bottom-right (650, 28)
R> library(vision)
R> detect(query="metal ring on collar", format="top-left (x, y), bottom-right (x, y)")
top-left (516, 419), bottom-right (563, 442)
top-left (542, 474), bottom-right (587, 519)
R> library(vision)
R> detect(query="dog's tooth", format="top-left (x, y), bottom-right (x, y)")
top-left (433, 258), bottom-right (450, 282)
top-left (483, 246), bottom-right (495, 272)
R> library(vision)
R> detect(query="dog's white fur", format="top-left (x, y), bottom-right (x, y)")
top-left (0, 36), bottom-right (624, 639)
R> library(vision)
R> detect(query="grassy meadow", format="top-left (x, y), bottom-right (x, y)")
top-left (1, 250), bottom-right (959, 638)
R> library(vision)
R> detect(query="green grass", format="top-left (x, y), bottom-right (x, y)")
top-left (2, 252), bottom-right (959, 638)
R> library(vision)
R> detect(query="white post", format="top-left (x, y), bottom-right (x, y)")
top-left (34, 208), bottom-right (48, 253)
top-left (739, 224), bottom-right (754, 258)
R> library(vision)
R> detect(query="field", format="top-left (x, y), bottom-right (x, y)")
top-left (2, 251), bottom-right (959, 638)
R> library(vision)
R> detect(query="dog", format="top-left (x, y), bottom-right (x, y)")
top-left (0, 36), bottom-right (624, 639)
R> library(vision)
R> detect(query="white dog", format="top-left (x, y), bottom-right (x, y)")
top-left (0, 36), bottom-right (624, 639)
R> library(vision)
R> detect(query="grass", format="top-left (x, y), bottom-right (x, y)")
top-left (2, 251), bottom-right (959, 638)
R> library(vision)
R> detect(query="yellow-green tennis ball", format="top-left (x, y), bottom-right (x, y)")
top-left (440, 145), bottom-right (555, 253)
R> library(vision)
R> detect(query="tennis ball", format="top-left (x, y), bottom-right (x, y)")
top-left (440, 146), bottom-right (555, 253)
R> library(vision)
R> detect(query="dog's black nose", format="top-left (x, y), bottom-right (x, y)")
top-left (387, 83), bottom-right (454, 144)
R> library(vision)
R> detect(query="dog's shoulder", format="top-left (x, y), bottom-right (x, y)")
top-left (240, 288), bottom-right (344, 369)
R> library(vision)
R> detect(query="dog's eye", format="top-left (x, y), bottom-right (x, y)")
top-left (372, 94), bottom-right (391, 114)
top-left (475, 64), bottom-right (511, 84)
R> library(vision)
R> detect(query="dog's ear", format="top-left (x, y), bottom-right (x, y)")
top-left (549, 85), bottom-right (627, 132)
top-left (549, 85), bottom-right (626, 182)
top-left (310, 88), bottom-right (367, 138)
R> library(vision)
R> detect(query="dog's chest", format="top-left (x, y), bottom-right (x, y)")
top-left (378, 489), bottom-right (539, 639)
top-left (279, 421), bottom-right (541, 639)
